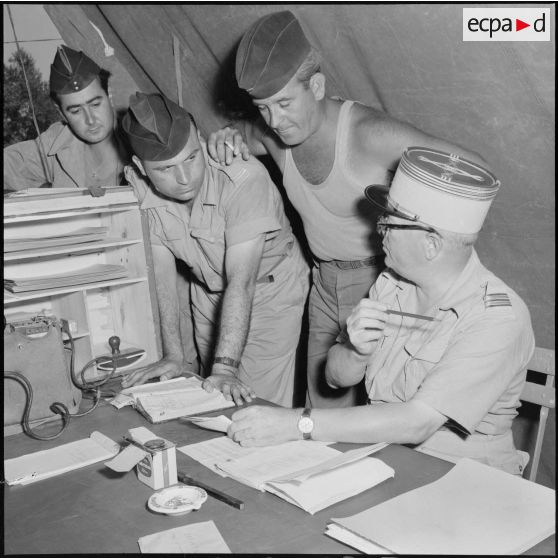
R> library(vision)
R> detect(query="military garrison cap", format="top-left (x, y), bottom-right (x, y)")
top-left (49, 45), bottom-right (101, 95)
top-left (366, 147), bottom-right (500, 234)
top-left (122, 92), bottom-right (191, 162)
top-left (235, 10), bottom-right (312, 99)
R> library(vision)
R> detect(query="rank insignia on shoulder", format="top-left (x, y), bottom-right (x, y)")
top-left (484, 292), bottom-right (512, 309)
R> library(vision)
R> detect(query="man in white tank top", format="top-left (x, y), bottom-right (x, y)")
top-left (208, 10), bottom-right (488, 409)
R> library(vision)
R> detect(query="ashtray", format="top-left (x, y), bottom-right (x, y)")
top-left (148, 484), bottom-right (207, 516)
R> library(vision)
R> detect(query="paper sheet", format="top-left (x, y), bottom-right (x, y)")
top-left (266, 457), bottom-right (394, 514)
top-left (138, 520), bottom-right (231, 553)
top-left (273, 442), bottom-right (387, 483)
top-left (105, 444), bottom-right (147, 473)
top-left (178, 436), bottom-right (259, 477)
top-left (329, 458), bottom-right (556, 555)
top-left (215, 441), bottom-right (340, 490)
top-left (128, 426), bottom-right (160, 445)
top-left (187, 415), bottom-right (232, 433)
top-left (4, 431), bottom-right (119, 485)
top-left (325, 524), bottom-right (392, 554)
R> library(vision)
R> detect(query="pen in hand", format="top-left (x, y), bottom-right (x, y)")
top-left (386, 309), bottom-right (439, 321)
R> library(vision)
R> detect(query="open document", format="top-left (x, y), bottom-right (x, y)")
top-left (180, 437), bottom-right (392, 514)
top-left (111, 377), bottom-right (234, 423)
top-left (326, 458), bottom-right (556, 555)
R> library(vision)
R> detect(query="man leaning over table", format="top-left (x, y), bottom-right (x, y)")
top-left (227, 147), bottom-right (535, 476)
top-left (120, 92), bottom-right (309, 408)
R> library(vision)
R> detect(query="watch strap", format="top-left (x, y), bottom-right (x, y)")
top-left (301, 407), bottom-right (313, 440)
top-left (213, 356), bottom-right (240, 369)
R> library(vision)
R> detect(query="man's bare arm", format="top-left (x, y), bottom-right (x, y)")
top-left (355, 106), bottom-right (490, 173)
top-left (202, 235), bottom-right (265, 404)
top-left (228, 399), bottom-right (447, 447)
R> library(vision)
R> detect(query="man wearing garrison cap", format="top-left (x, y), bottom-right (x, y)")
top-left (208, 10), bottom-right (489, 410)
top-left (120, 92), bottom-right (309, 408)
top-left (4, 45), bottom-right (127, 193)
top-left (228, 148), bottom-right (535, 476)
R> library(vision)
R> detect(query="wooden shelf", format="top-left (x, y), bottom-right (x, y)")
top-left (4, 277), bottom-right (149, 304)
top-left (4, 188), bottom-right (162, 379)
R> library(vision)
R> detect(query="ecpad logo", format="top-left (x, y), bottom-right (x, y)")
top-left (463, 8), bottom-right (550, 41)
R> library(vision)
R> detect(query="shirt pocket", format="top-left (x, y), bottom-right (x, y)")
top-left (156, 211), bottom-right (184, 242)
top-left (189, 227), bottom-right (226, 292)
top-left (402, 334), bottom-right (451, 400)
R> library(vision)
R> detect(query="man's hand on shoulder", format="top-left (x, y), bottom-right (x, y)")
top-left (207, 126), bottom-right (250, 165)
top-left (120, 355), bottom-right (184, 388)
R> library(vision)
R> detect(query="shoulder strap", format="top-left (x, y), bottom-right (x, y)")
top-left (335, 100), bottom-right (355, 161)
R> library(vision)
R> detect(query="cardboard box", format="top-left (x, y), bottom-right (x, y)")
top-left (136, 438), bottom-right (177, 490)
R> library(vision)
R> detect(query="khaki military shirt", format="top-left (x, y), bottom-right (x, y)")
top-left (366, 250), bottom-right (535, 437)
top-left (4, 122), bottom-right (125, 191)
top-left (127, 146), bottom-right (296, 293)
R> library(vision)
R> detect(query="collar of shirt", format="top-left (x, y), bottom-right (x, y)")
top-left (435, 250), bottom-right (487, 318)
top-left (379, 250), bottom-right (487, 319)
top-left (137, 141), bottom-right (222, 211)
top-left (47, 124), bottom-right (128, 179)
top-left (47, 123), bottom-right (81, 156)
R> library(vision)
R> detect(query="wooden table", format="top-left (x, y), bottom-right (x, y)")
top-left (3, 399), bottom-right (555, 554)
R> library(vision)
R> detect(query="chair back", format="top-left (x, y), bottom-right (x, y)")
top-left (520, 347), bottom-right (555, 482)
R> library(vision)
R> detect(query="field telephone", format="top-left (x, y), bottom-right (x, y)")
top-left (4, 313), bottom-right (145, 440)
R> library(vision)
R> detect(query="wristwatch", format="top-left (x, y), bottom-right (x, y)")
top-left (297, 408), bottom-right (314, 440)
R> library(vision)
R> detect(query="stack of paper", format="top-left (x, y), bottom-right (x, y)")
top-left (264, 445), bottom-right (394, 514)
top-left (112, 377), bottom-right (235, 423)
top-left (180, 436), bottom-right (392, 514)
top-left (4, 431), bottom-right (120, 486)
top-left (4, 226), bottom-right (108, 252)
top-left (4, 263), bottom-right (128, 292)
top-left (326, 458), bottom-right (556, 554)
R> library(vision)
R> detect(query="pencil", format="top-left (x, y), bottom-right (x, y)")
top-left (178, 471), bottom-right (245, 510)
top-left (386, 309), bottom-right (438, 321)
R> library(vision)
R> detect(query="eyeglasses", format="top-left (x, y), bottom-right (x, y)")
top-left (376, 221), bottom-right (438, 237)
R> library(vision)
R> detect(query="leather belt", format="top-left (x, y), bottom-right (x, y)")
top-left (322, 255), bottom-right (385, 270)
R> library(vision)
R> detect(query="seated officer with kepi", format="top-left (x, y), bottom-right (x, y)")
top-left (227, 147), bottom-right (534, 475)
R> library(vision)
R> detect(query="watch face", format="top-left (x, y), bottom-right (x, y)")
top-left (298, 416), bottom-right (314, 434)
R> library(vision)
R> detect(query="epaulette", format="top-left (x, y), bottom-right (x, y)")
top-left (484, 292), bottom-right (512, 309)
top-left (207, 150), bottom-right (250, 188)
top-left (224, 165), bottom-right (249, 187)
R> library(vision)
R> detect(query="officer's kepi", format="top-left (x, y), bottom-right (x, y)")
top-left (49, 45), bottom-right (101, 95)
top-left (365, 147), bottom-right (500, 234)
